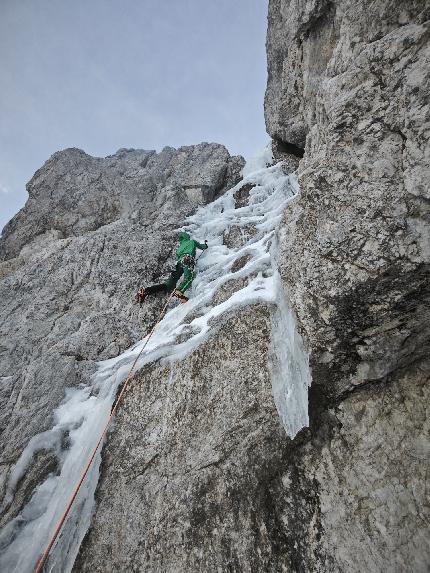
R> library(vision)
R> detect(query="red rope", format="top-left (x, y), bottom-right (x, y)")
top-left (34, 290), bottom-right (175, 573)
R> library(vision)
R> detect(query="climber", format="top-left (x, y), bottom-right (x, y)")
top-left (136, 232), bottom-right (208, 304)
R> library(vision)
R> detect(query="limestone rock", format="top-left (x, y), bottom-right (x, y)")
top-left (1, 0), bottom-right (429, 570)
top-left (264, 0), bottom-right (430, 569)
top-left (0, 143), bottom-right (244, 534)
top-left (75, 322), bottom-right (429, 572)
top-left (74, 305), bottom-right (293, 572)
top-left (266, 0), bottom-right (430, 396)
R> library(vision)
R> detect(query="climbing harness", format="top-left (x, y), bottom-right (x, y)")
top-left (181, 253), bottom-right (195, 271)
top-left (34, 288), bottom-right (176, 573)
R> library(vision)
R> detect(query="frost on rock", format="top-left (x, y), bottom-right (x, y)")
top-left (0, 150), bottom-right (311, 572)
top-left (241, 142), bottom-right (273, 177)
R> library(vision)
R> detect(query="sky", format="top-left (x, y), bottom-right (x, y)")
top-left (0, 0), bottom-right (269, 233)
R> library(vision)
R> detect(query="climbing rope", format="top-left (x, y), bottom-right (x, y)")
top-left (34, 289), bottom-right (176, 573)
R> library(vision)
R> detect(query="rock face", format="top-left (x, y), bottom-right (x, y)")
top-left (75, 315), bottom-right (430, 573)
top-left (72, 156), bottom-right (307, 573)
top-left (264, 0), bottom-right (430, 570)
top-left (266, 0), bottom-right (430, 397)
top-left (0, 144), bottom-right (243, 542)
top-left (74, 306), bottom-right (293, 573)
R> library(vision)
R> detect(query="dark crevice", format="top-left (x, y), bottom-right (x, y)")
top-left (273, 137), bottom-right (305, 159)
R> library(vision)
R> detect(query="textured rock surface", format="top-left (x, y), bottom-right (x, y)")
top-left (266, 0), bottom-right (430, 399)
top-left (304, 361), bottom-right (430, 573)
top-left (76, 335), bottom-right (429, 572)
top-left (0, 143), bottom-right (244, 530)
top-left (74, 306), bottom-right (295, 572)
top-left (264, 0), bottom-right (430, 570)
top-left (71, 157), bottom-right (310, 573)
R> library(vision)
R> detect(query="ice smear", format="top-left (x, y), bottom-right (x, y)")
top-left (241, 142), bottom-right (273, 177)
top-left (269, 269), bottom-right (311, 437)
top-left (0, 150), bottom-right (311, 572)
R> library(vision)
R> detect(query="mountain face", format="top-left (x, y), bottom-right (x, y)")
top-left (0, 144), bottom-right (244, 571)
top-left (263, 0), bottom-right (430, 570)
top-left (266, 0), bottom-right (430, 399)
top-left (1, 1), bottom-right (429, 572)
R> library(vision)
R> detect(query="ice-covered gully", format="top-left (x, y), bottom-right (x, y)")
top-left (0, 151), bottom-right (311, 572)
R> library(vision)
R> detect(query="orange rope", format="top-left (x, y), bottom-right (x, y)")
top-left (34, 289), bottom-right (175, 573)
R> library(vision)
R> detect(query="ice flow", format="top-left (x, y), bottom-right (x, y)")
top-left (0, 148), bottom-right (311, 572)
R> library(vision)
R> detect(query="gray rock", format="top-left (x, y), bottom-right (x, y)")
top-left (0, 144), bottom-right (244, 533)
top-left (74, 317), bottom-right (430, 572)
top-left (1, 0), bottom-right (429, 570)
top-left (266, 0), bottom-right (430, 396)
top-left (264, 0), bottom-right (430, 569)
top-left (74, 305), bottom-right (292, 572)
top-left (1, 144), bottom-right (243, 261)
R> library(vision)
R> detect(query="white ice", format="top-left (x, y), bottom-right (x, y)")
top-left (0, 149), bottom-right (311, 572)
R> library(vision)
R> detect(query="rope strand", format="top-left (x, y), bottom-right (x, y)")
top-left (34, 289), bottom-right (175, 573)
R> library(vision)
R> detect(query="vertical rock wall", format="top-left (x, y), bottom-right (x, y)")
top-left (74, 306), bottom-right (294, 573)
top-left (265, 0), bottom-right (430, 570)
top-left (265, 0), bottom-right (430, 394)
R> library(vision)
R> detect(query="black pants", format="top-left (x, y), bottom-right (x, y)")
top-left (145, 262), bottom-right (184, 296)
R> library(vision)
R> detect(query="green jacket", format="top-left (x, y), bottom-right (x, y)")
top-left (176, 232), bottom-right (207, 260)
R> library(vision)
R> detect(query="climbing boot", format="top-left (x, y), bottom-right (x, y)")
top-left (173, 289), bottom-right (189, 303)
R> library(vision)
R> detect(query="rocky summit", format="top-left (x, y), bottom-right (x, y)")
top-left (1, 1), bottom-right (429, 572)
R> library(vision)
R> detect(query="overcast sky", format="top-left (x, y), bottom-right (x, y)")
top-left (0, 0), bottom-right (268, 233)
